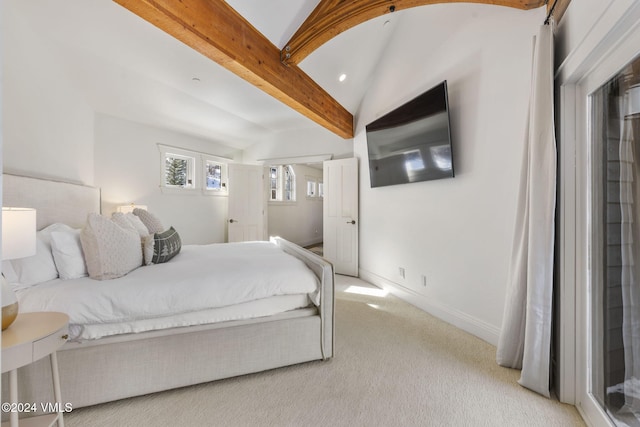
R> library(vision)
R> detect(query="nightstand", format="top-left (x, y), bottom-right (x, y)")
top-left (1, 312), bottom-right (69, 427)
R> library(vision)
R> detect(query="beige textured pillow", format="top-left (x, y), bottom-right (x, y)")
top-left (80, 213), bottom-right (143, 280)
top-left (111, 212), bottom-right (137, 233)
top-left (112, 212), bottom-right (154, 266)
top-left (141, 235), bottom-right (155, 266)
top-left (125, 213), bottom-right (150, 236)
top-left (132, 208), bottom-right (164, 234)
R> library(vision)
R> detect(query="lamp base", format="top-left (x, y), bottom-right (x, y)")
top-left (2, 301), bottom-right (18, 330)
top-left (1, 274), bottom-right (19, 330)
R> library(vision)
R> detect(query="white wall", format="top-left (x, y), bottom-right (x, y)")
top-left (94, 114), bottom-right (241, 245)
top-left (355, 4), bottom-right (545, 344)
top-left (242, 126), bottom-right (353, 164)
top-left (1, 1), bottom-right (94, 185)
top-left (268, 164), bottom-right (323, 247)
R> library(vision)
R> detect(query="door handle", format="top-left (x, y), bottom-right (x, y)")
top-left (347, 220), bottom-right (356, 224)
top-left (229, 219), bottom-right (238, 224)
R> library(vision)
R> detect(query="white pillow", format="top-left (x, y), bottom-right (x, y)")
top-left (8, 223), bottom-right (72, 286)
top-left (50, 229), bottom-right (88, 280)
top-left (80, 213), bottom-right (143, 280)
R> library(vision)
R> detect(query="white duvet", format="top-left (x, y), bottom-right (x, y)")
top-left (16, 241), bottom-right (320, 331)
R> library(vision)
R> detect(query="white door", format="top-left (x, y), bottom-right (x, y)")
top-left (227, 164), bottom-right (266, 242)
top-left (323, 158), bottom-right (358, 276)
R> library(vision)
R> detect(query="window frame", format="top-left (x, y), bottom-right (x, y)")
top-left (159, 144), bottom-right (229, 196)
top-left (163, 150), bottom-right (196, 190)
top-left (269, 166), bottom-right (280, 201)
top-left (306, 178), bottom-right (317, 198)
top-left (269, 165), bottom-right (296, 204)
top-left (283, 165), bottom-right (296, 202)
top-left (305, 175), bottom-right (323, 200)
top-left (202, 155), bottom-right (228, 196)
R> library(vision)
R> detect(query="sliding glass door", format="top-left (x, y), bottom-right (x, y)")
top-left (589, 54), bottom-right (640, 427)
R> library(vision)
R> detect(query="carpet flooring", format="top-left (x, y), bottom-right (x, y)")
top-left (64, 275), bottom-right (584, 427)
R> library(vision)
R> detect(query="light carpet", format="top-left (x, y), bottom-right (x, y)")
top-left (64, 275), bottom-right (584, 427)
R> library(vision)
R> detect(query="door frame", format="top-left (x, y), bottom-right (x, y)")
top-left (556, 3), bottom-right (640, 425)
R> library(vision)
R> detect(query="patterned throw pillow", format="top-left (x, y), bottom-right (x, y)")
top-left (152, 227), bottom-right (182, 264)
top-left (80, 213), bottom-right (143, 280)
top-left (132, 208), bottom-right (165, 234)
top-left (112, 212), bottom-right (154, 265)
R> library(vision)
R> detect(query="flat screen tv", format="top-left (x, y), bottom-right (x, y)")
top-left (365, 80), bottom-right (454, 188)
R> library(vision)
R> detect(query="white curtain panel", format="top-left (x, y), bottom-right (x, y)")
top-left (496, 23), bottom-right (556, 398)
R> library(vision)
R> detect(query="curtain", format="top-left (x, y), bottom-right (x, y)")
top-left (496, 23), bottom-right (557, 398)
top-left (619, 92), bottom-right (640, 413)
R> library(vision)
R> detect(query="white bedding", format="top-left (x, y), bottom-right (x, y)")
top-left (15, 241), bottom-right (320, 340)
top-left (68, 294), bottom-right (312, 341)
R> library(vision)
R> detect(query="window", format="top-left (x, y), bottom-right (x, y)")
top-left (269, 165), bottom-right (296, 202)
top-left (269, 166), bottom-right (279, 201)
top-left (306, 177), bottom-right (323, 199)
top-left (165, 153), bottom-right (195, 188)
top-left (306, 179), bottom-right (317, 197)
top-left (204, 159), bottom-right (226, 192)
top-left (283, 165), bottom-right (295, 201)
top-left (206, 162), bottom-right (222, 190)
top-left (159, 144), bottom-right (228, 195)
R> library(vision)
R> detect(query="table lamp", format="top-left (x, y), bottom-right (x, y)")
top-left (117, 204), bottom-right (148, 214)
top-left (2, 207), bottom-right (36, 330)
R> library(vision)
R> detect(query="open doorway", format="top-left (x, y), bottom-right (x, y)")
top-left (266, 163), bottom-right (324, 251)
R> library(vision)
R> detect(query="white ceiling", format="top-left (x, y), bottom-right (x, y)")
top-left (9, 0), bottom-right (401, 151)
top-left (14, 1), bottom-right (530, 152)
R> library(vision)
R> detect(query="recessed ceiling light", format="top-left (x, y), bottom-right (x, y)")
top-left (338, 73), bottom-right (347, 82)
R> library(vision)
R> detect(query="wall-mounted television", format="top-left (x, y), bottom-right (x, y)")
top-left (365, 80), bottom-right (454, 188)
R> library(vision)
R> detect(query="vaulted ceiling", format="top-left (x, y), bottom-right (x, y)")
top-left (8, 0), bottom-right (569, 149)
top-left (114, 0), bottom-right (559, 140)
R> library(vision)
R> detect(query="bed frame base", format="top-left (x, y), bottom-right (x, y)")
top-left (4, 314), bottom-right (325, 410)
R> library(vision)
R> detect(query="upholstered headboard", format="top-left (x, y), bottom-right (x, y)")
top-left (2, 174), bottom-right (101, 230)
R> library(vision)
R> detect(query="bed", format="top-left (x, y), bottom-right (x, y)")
top-left (1, 173), bottom-right (334, 409)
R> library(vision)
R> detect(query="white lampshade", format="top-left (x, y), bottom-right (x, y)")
top-left (117, 204), bottom-right (148, 214)
top-left (627, 84), bottom-right (640, 119)
top-left (2, 207), bottom-right (37, 261)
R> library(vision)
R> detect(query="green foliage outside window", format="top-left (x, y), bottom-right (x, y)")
top-left (166, 157), bottom-right (188, 187)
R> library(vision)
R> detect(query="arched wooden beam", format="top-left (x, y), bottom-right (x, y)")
top-left (281, 0), bottom-right (547, 65)
top-left (114, 0), bottom-right (354, 138)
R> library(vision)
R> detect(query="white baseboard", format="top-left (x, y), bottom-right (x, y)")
top-left (359, 268), bottom-right (500, 346)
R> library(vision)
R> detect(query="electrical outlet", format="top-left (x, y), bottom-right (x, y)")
top-left (421, 275), bottom-right (427, 287)
top-left (399, 267), bottom-right (405, 279)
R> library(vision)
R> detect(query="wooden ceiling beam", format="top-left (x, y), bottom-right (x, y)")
top-left (113, 0), bottom-right (354, 139)
top-left (282, 0), bottom-right (547, 66)
top-left (547, 0), bottom-right (571, 24)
